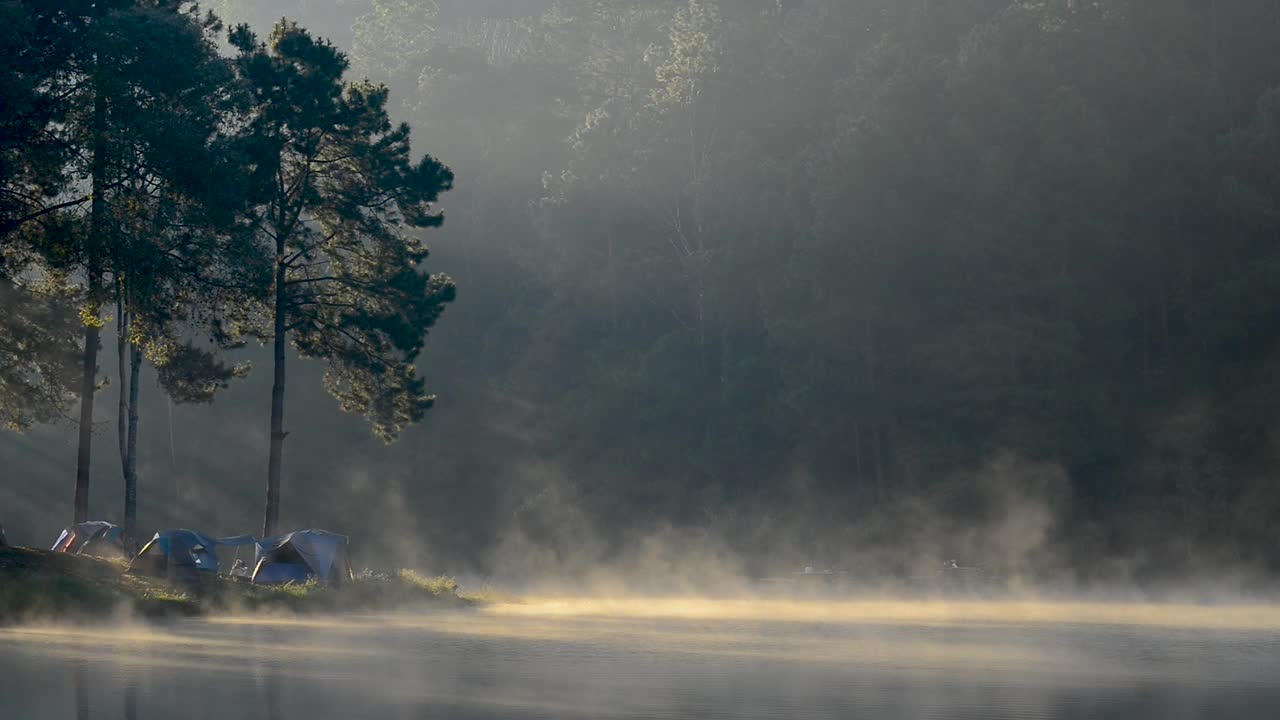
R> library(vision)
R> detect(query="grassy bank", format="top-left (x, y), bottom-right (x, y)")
top-left (0, 546), bottom-right (470, 625)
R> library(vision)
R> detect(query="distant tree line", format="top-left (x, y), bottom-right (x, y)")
top-left (0, 0), bottom-right (454, 541)
top-left (293, 0), bottom-right (1278, 578)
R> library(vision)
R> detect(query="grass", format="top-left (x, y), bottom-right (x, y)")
top-left (222, 571), bottom-right (472, 615)
top-left (137, 587), bottom-right (193, 604)
top-left (0, 546), bottom-right (473, 625)
top-left (270, 580), bottom-right (317, 600)
top-left (0, 572), bottom-right (118, 619)
top-left (0, 547), bottom-right (204, 623)
top-left (398, 569), bottom-right (459, 596)
top-left (458, 583), bottom-right (520, 605)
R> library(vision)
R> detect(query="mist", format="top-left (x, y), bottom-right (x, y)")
top-left (5, 0), bottom-right (1280, 600)
top-left (9, 5), bottom-right (1280, 719)
top-left (5, 597), bottom-right (1280, 720)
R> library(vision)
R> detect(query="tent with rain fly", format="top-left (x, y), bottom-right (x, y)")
top-left (51, 521), bottom-right (127, 558)
top-left (128, 529), bottom-right (258, 578)
top-left (251, 530), bottom-right (352, 586)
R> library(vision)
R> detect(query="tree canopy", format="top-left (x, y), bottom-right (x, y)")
top-left (1, 4), bottom-right (455, 540)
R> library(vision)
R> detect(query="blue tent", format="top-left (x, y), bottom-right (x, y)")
top-left (129, 529), bottom-right (258, 576)
top-left (251, 530), bottom-right (352, 586)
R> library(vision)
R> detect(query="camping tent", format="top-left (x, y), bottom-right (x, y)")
top-left (51, 521), bottom-right (127, 558)
top-left (128, 530), bottom-right (258, 578)
top-left (251, 530), bottom-right (352, 586)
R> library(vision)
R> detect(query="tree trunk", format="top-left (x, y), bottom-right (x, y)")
top-left (124, 335), bottom-right (141, 545)
top-left (116, 288), bottom-right (131, 542)
top-left (75, 301), bottom-right (100, 524)
top-left (607, 229), bottom-right (617, 336)
top-left (853, 420), bottom-right (864, 493)
top-left (873, 422), bottom-right (885, 502)
top-left (264, 249), bottom-right (288, 537)
top-left (1160, 282), bottom-right (1170, 370)
top-left (1163, 210), bottom-right (1179, 368)
top-left (696, 266), bottom-right (708, 376)
top-left (1141, 297), bottom-right (1150, 377)
top-left (168, 397), bottom-right (178, 504)
top-left (116, 291), bottom-right (128, 476)
top-left (74, 87), bottom-right (109, 524)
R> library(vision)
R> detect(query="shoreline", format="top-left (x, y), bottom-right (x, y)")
top-left (0, 546), bottom-right (472, 626)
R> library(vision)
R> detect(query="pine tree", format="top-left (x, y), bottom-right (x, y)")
top-left (11, 0), bottom-right (243, 523)
top-left (231, 21), bottom-right (456, 536)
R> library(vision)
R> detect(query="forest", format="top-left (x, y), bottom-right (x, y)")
top-left (4, 0), bottom-right (1280, 587)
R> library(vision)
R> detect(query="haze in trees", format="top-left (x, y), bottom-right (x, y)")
top-left (4, 0), bottom-right (1280, 587)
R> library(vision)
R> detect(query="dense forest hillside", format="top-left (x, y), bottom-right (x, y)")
top-left (5, 0), bottom-right (1280, 586)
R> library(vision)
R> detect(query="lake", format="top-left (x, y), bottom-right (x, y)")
top-left (2, 598), bottom-right (1278, 719)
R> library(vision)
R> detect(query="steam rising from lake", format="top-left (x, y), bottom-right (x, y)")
top-left (3, 597), bottom-right (1279, 719)
top-left (482, 596), bottom-right (1280, 629)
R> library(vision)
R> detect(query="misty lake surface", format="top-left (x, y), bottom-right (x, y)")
top-left (2, 599), bottom-right (1279, 720)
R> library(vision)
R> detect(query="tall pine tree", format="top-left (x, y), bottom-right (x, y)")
top-left (231, 21), bottom-right (455, 536)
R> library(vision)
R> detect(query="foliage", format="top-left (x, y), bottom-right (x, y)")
top-left (232, 20), bottom-right (456, 444)
top-left (1, 5), bottom-right (454, 535)
top-left (0, 278), bottom-right (81, 430)
top-left (351, 0), bottom-right (439, 86)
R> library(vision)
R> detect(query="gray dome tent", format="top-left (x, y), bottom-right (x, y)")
top-left (251, 530), bottom-right (352, 586)
top-left (51, 521), bottom-right (127, 558)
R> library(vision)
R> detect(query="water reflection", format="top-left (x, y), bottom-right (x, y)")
top-left (4, 602), bottom-right (1280, 720)
top-left (74, 661), bottom-right (88, 720)
top-left (73, 656), bottom-right (141, 720)
top-left (266, 660), bottom-right (282, 720)
top-left (124, 682), bottom-right (137, 720)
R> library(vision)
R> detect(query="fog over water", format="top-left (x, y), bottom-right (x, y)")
top-left (6, 1), bottom-right (1280, 717)
top-left (4, 598), bottom-right (1280, 719)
